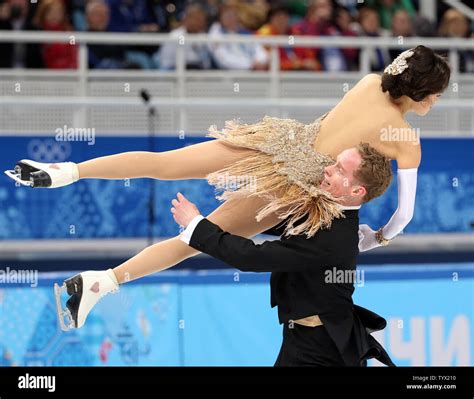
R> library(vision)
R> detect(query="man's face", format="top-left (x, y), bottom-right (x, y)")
top-left (312, 0), bottom-right (332, 22)
top-left (220, 7), bottom-right (239, 32)
top-left (44, 2), bottom-right (65, 26)
top-left (271, 12), bottom-right (289, 34)
top-left (361, 10), bottom-right (379, 34)
top-left (320, 148), bottom-right (366, 203)
top-left (87, 4), bottom-right (110, 31)
top-left (391, 10), bottom-right (412, 37)
top-left (184, 9), bottom-right (207, 33)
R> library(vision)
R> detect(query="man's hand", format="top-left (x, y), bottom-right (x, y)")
top-left (170, 192), bottom-right (201, 228)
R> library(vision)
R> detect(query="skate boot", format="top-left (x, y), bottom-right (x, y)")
top-left (54, 269), bottom-right (119, 331)
top-left (4, 159), bottom-right (79, 188)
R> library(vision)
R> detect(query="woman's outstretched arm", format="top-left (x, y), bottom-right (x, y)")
top-left (380, 167), bottom-right (417, 240)
top-left (359, 146), bottom-right (420, 251)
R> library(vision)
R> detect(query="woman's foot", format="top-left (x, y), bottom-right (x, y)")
top-left (4, 160), bottom-right (79, 188)
top-left (54, 269), bottom-right (119, 331)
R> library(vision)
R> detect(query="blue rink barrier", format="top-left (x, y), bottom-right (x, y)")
top-left (0, 263), bottom-right (472, 367)
top-left (0, 136), bottom-right (473, 239)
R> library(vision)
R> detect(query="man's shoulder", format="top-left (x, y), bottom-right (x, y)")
top-left (262, 210), bottom-right (358, 239)
top-left (322, 211), bottom-right (359, 230)
top-left (313, 214), bottom-right (360, 247)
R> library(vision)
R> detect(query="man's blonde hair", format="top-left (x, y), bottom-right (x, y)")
top-left (354, 143), bottom-right (393, 203)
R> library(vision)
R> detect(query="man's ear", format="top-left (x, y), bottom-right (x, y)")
top-left (352, 185), bottom-right (367, 199)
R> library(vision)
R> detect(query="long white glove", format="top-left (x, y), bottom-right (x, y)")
top-left (358, 224), bottom-right (380, 251)
top-left (358, 168), bottom-right (418, 252)
top-left (4, 159), bottom-right (80, 188)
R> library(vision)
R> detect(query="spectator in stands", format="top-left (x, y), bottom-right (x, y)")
top-left (86, 0), bottom-right (130, 69)
top-left (86, 1), bottom-right (110, 32)
top-left (68, 0), bottom-right (88, 31)
top-left (388, 9), bottom-right (413, 60)
top-left (289, 0), bottom-right (327, 72)
top-left (257, 4), bottom-right (304, 71)
top-left (363, 0), bottom-right (415, 30)
top-left (291, 0), bottom-right (348, 72)
top-left (33, 0), bottom-right (78, 69)
top-left (157, 3), bottom-right (211, 70)
top-left (72, 0), bottom-right (171, 32)
top-left (209, 2), bottom-right (268, 70)
top-left (355, 7), bottom-right (390, 72)
top-left (390, 9), bottom-right (413, 38)
top-left (438, 8), bottom-right (474, 73)
top-left (202, 0), bottom-right (219, 23)
top-left (105, 0), bottom-right (168, 67)
top-left (228, 0), bottom-right (269, 31)
top-left (438, 8), bottom-right (471, 39)
top-left (0, 0), bottom-right (43, 68)
top-left (334, 5), bottom-right (359, 71)
top-left (286, 0), bottom-right (310, 19)
top-left (333, 0), bottom-right (360, 16)
top-left (106, 0), bottom-right (159, 33)
top-left (412, 15), bottom-right (436, 37)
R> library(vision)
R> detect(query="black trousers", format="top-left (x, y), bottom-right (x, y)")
top-left (274, 322), bottom-right (346, 367)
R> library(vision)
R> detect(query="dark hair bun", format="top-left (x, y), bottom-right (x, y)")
top-left (381, 45), bottom-right (451, 101)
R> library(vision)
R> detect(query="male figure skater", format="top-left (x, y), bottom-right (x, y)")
top-left (171, 145), bottom-right (395, 366)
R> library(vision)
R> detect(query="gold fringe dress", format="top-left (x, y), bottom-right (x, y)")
top-left (205, 112), bottom-right (344, 238)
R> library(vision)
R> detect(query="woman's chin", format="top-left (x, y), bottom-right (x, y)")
top-left (414, 108), bottom-right (431, 117)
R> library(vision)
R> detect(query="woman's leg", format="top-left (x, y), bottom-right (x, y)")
top-left (78, 140), bottom-right (254, 180)
top-left (113, 193), bottom-right (283, 283)
top-left (62, 193), bottom-right (286, 330)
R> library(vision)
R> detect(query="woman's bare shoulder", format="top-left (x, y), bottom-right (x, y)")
top-left (359, 73), bottom-right (382, 86)
top-left (362, 73), bottom-right (382, 81)
top-left (347, 73), bottom-right (382, 96)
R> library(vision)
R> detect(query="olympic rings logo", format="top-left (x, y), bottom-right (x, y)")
top-left (27, 139), bottom-right (72, 163)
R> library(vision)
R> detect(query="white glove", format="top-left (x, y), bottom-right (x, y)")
top-left (4, 159), bottom-right (80, 188)
top-left (358, 224), bottom-right (381, 252)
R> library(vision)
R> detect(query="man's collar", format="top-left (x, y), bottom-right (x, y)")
top-left (338, 205), bottom-right (361, 211)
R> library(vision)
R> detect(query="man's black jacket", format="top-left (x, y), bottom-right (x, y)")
top-left (188, 210), bottom-right (394, 366)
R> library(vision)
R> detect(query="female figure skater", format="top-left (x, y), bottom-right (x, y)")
top-left (6, 46), bottom-right (450, 330)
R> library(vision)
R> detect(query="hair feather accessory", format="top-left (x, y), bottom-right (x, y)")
top-left (384, 49), bottom-right (414, 75)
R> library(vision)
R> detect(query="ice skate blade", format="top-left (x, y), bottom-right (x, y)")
top-left (4, 170), bottom-right (33, 187)
top-left (54, 283), bottom-right (76, 332)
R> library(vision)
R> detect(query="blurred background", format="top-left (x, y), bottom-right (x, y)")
top-left (0, 0), bottom-right (473, 366)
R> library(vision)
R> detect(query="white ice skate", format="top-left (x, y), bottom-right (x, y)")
top-left (54, 269), bottom-right (119, 331)
top-left (4, 159), bottom-right (79, 188)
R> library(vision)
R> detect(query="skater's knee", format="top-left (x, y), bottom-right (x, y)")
top-left (145, 152), bottom-right (172, 179)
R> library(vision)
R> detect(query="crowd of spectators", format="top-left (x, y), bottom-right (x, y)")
top-left (0, 0), bottom-right (472, 72)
